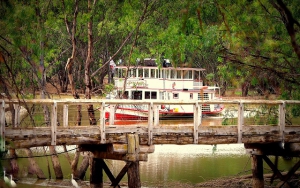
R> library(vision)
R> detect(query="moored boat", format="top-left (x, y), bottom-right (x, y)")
top-left (105, 58), bottom-right (224, 120)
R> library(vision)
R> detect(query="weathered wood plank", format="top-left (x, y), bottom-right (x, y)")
top-left (51, 102), bottom-right (57, 145)
top-left (148, 102), bottom-right (153, 145)
top-left (63, 104), bottom-right (68, 127)
top-left (0, 100), bottom-right (5, 151)
top-left (99, 102), bottom-right (106, 143)
top-left (193, 102), bottom-right (200, 144)
top-left (5, 125), bottom-right (300, 149)
top-left (279, 102), bottom-right (286, 142)
top-left (237, 102), bottom-right (244, 143)
top-left (7, 99), bottom-right (300, 105)
top-left (14, 104), bottom-right (20, 128)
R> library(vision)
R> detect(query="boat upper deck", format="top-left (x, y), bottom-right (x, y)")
top-left (113, 65), bottom-right (218, 92)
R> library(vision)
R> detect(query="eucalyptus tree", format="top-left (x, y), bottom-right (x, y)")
top-left (214, 0), bottom-right (300, 98)
top-left (0, 0), bottom-right (66, 179)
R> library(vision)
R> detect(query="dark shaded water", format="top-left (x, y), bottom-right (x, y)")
top-left (1, 144), bottom-right (298, 188)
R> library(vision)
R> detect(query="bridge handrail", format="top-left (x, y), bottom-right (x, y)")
top-left (1, 99), bottom-right (300, 149)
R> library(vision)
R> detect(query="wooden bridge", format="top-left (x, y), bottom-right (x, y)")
top-left (1, 99), bottom-right (300, 188)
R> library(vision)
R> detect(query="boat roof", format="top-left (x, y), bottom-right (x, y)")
top-left (116, 65), bottom-right (206, 71)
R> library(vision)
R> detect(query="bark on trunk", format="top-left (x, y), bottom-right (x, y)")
top-left (9, 149), bottom-right (19, 178)
top-left (49, 146), bottom-right (63, 179)
top-left (84, 0), bottom-right (96, 125)
top-left (63, 145), bottom-right (72, 166)
top-left (71, 150), bottom-right (80, 176)
top-left (77, 153), bottom-right (91, 180)
top-left (24, 148), bottom-right (46, 179)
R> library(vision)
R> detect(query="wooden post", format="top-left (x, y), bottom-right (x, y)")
top-left (251, 154), bottom-right (264, 188)
top-left (237, 102), bottom-right (244, 143)
top-left (63, 104), bottom-right (68, 127)
top-left (90, 158), bottom-right (103, 188)
top-left (127, 133), bottom-right (141, 187)
top-left (153, 104), bottom-right (159, 126)
top-left (99, 102), bottom-right (106, 143)
top-left (0, 100), bottom-right (5, 152)
top-left (278, 101), bottom-right (286, 142)
top-left (127, 161), bottom-right (141, 188)
top-left (51, 101), bottom-right (57, 145)
top-left (148, 102), bottom-right (153, 145)
top-left (14, 104), bottom-right (20, 128)
top-left (109, 104), bottom-right (115, 125)
top-left (127, 134), bottom-right (140, 161)
top-left (193, 102), bottom-right (200, 144)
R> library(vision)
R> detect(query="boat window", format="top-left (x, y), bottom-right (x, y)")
top-left (130, 68), bottom-right (137, 78)
top-left (170, 70), bottom-right (176, 79)
top-left (176, 70), bottom-right (181, 79)
top-left (183, 70), bottom-right (192, 79)
top-left (190, 93), bottom-right (193, 99)
top-left (117, 68), bottom-right (125, 78)
top-left (194, 71), bottom-right (200, 80)
top-left (138, 69), bottom-right (143, 78)
top-left (132, 90), bottom-right (142, 100)
top-left (159, 91), bottom-right (165, 99)
top-left (145, 91), bottom-right (157, 99)
top-left (151, 91), bottom-right (157, 99)
top-left (151, 69), bottom-right (156, 78)
top-left (173, 93), bottom-right (179, 99)
top-left (161, 69), bottom-right (167, 79)
top-left (144, 69), bottom-right (149, 78)
top-left (165, 69), bottom-right (169, 79)
top-left (145, 91), bottom-right (150, 99)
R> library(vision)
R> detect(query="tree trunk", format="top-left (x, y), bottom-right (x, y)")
top-left (24, 148), bottom-right (46, 179)
top-left (241, 81), bottom-right (249, 97)
top-left (84, 0), bottom-right (97, 125)
top-left (49, 146), bottom-right (63, 179)
top-left (63, 145), bottom-right (72, 166)
top-left (77, 153), bottom-right (91, 180)
top-left (71, 150), bottom-right (80, 176)
top-left (9, 149), bottom-right (19, 178)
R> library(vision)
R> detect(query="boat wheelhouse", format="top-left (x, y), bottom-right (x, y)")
top-left (105, 59), bottom-right (224, 120)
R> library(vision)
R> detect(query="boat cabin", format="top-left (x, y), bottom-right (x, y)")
top-left (111, 63), bottom-right (220, 103)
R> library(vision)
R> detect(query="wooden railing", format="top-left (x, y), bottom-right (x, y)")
top-left (1, 99), bottom-right (300, 150)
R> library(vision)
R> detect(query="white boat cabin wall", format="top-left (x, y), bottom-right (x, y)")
top-left (112, 65), bottom-right (220, 102)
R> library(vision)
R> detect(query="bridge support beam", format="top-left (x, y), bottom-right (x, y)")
top-left (84, 133), bottom-right (145, 188)
top-left (127, 161), bottom-right (141, 188)
top-left (246, 143), bottom-right (300, 187)
top-left (251, 154), bottom-right (264, 188)
top-left (90, 158), bottom-right (103, 188)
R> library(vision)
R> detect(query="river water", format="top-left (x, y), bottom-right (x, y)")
top-left (2, 143), bottom-right (298, 187)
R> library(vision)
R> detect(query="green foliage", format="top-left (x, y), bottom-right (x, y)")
top-left (104, 84), bottom-right (115, 94)
top-left (1, 0), bottom-right (300, 99)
